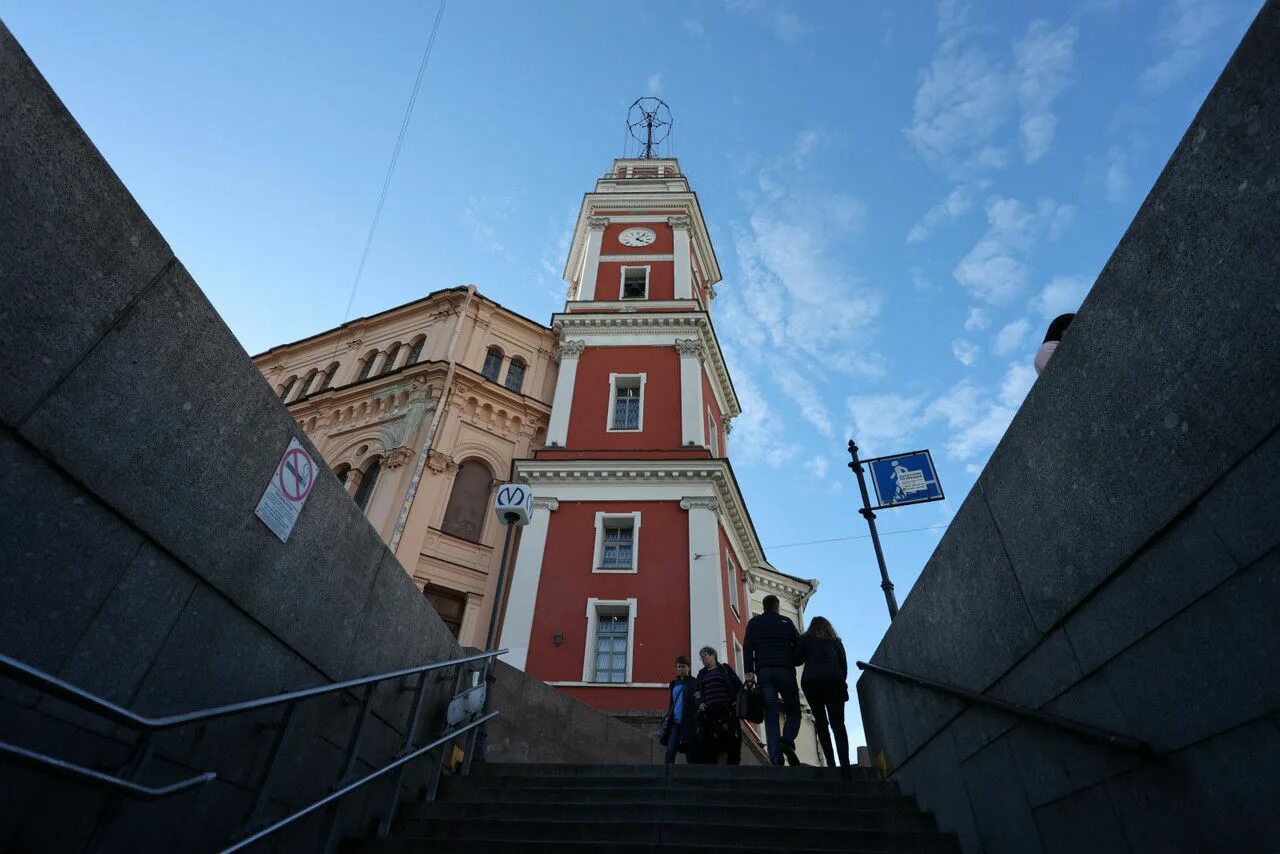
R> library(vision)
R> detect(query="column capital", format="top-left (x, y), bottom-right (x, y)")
top-left (674, 338), bottom-right (704, 360)
top-left (587, 216), bottom-right (610, 230)
top-left (554, 339), bottom-right (587, 362)
top-left (383, 446), bottom-right (415, 470)
top-left (667, 215), bottom-right (692, 230)
top-left (680, 496), bottom-right (719, 512)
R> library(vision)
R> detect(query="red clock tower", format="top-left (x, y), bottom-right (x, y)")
top-left (500, 156), bottom-right (778, 722)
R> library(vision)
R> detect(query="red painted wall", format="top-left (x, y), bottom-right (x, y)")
top-left (594, 261), bottom-right (675, 302)
top-left (566, 346), bottom-right (682, 450)
top-left (534, 448), bottom-right (711, 461)
top-left (601, 221), bottom-right (675, 254)
top-left (525, 499), bottom-right (691, 712)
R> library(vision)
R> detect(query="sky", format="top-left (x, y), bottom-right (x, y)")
top-left (4, 0), bottom-right (1262, 748)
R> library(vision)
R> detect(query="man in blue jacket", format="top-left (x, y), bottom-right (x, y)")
top-left (742, 595), bottom-right (801, 765)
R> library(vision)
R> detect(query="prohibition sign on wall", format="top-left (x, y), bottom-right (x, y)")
top-left (255, 438), bottom-right (318, 543)
top-left (278, 446), bottom-right (315, 502)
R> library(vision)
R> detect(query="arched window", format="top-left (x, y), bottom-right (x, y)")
top-left (504, 358), bottom-right (526, 393)
top-left (441, 459), bottom-right (492, 542)
top-left (354, 457), bottom-right (381, 512)
top-left (297, 368), bottom-right (319, 400)
top-left (380, 343), bottom-right (401, 375)
top-left (278, 375), bottom-right (298, 399)
top-left (334, 463), bottom-right (351, 485)
top-left (481, 348), bottom-right (503, 382)
top-left (318, 362), bottom-right (340, 392)
top-left (406, 336), bottom-right (426, 366)
top-left (357, 350), bottom-right (378, 381)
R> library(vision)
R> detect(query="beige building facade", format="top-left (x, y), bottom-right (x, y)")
top-left (252, 286), bottom-right (558, 647)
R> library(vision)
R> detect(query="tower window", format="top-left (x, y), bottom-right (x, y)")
top-left (621, 267), bottom-right (649, 300)
top-left (481, 347), bottom-right (503, 382)
top-left (583, 598), bottom-right (637, 684)
top-left (707, 409), bottom-right (719, 456)
top-left (380, 343), bottom-right (401, 375)
top-left (406, 336), bottom-right (426, 366)
top-left (608, 374), bottom-right (645, 432)
top-left (504, 358), bottom-right (526, 393)
top-left (727, 555), bottom-right (740, 616)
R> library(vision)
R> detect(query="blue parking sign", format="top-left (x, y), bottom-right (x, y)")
top-left (864, 450), bottom-right (944, 510)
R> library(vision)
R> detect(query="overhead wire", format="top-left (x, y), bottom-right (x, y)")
top-left (763, 524), bottom-right (950, 552)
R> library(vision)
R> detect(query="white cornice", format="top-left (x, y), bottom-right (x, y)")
top-left (549, 312), bottom-right (739, 417)
top-left (514, 458), bottom-right (764, 570)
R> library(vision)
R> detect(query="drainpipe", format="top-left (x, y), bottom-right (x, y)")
top-left (389, 285), bottom-right (476, 553)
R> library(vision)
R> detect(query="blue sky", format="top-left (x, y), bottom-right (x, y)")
top-left (5, 0), bottom-right (1261, 743)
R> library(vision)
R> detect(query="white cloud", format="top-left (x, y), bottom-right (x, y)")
top-left (771, 362), bottom-right (835, 437)
top-left (964, 307), bottom-right (990, 331)
top-left (727, 370), bottom-right (802, 468)
top-left (792, 129), bottom-right (823, 169)
top-left (683, 19), bottom-right (705, 36)
top-left (804, 455), bottom-right (830, 479)
top-left (906, 45), bottom-right (1012, 177)
top-left (1140, 0), bottom-right (1239, 93)
top-left (646, 72), bottom-right (662, 95)
top-left (1014, 21), bottom-right (1078, 163)
top-left (907, 184), bottom-right (975, 243)
top-left (773, 8), bottom-right (808, 43)
top-left (993, 318), bottom-right (1030, 355)
top-left (953, 197), bottom-right (1075, 304)
top-left (1105, 147), bottom-right (1132, 202)
top-left (952, 338), bottom-right (980, 366)
top-left (999, 361), bottom-right (1038, 407)
top-left (846, 393), bottom-right (927, 458)
top-left (1030, 274), bottom-right (1092, 318)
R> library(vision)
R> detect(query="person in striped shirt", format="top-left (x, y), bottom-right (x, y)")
top-left (696, 646), bottom-right (743, 765)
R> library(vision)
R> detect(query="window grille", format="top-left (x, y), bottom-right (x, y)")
top-left (601, 524), bottom-right (634, 570)
top-left (613, 383), bottom-right (641, 430)
top-left (592, 614), bottom-right (629, 683)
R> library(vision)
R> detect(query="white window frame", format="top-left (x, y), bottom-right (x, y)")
top-left (607, 373), bottom-right (646, 432)
top-left (727, 554), bottom-right (740, 617)
top-left (707, 408), bottom-right (719, 456)
top-left (733, 637), bottom-right (744, 671)
top-left (583, 597), bottom-right (638, 683)
top-left (619, 265), bottom-right (650, 300)
top-left (592, 511), bottom-right (641, 574)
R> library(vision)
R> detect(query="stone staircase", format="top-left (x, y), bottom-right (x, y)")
top-left (345, 763), bottom-right (960, 852)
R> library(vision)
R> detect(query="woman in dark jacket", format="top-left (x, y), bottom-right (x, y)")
top-left (695, 646), bottom-right (743, 765)
top-left (797, 617), bottom-right (850, 768)
top-left (662, 655), bottom-right (700, 764)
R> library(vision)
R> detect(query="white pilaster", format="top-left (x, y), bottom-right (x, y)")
top-left (499, 497), bottom-right (559, 671)
top-left (676, 339), bottom-right (705, 447)
top-left (683, 497), bottom-right (727, 663)
top-left (670, 216), bottom-right (693, 300)
top-left (545, 340), bottom-right (585, 447)
top-left (578, 217), bottom-right (609, 301)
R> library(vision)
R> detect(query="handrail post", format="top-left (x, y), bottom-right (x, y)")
top-left (424, 663), bottom-right (468, 803)
top-left (238, 702), bottom-right (297, 836)
top-left (461, 658), bottom-right (492, 774)
top-left (375, 671), bottom-right (431, 838)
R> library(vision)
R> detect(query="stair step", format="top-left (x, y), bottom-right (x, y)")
top-left (384, 817), bottom-right (961, 851)
top-left (434, 784), bottom-right (914, 810)
top-left (473, 762), bottom-right (884, 783)
top-left (399, 800), bottom-right (936, 832)
top-left (441, 774), bottom-right (897, 796)
top-left (347, 842), bottom-right (955, 854)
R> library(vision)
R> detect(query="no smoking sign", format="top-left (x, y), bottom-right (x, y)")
top-left (255, 438), bottom-right (317, 542)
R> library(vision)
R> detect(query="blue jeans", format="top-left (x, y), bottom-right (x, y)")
top-left (665, 728), bottom-right (681, 764)
top-left (757, 666), bottom-right (801, 765)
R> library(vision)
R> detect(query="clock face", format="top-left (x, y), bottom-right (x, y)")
top-left (618, 227), bottom-right (656, 248)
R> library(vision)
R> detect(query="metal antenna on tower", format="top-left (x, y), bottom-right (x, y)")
top-left (626, 97), bottom-right (673, 159)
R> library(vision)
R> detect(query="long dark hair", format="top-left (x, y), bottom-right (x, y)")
top-left (804, 616), bottom-right (839, 641)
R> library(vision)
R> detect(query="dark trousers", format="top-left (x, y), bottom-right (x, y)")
top-left (699, 702), bottom-right (742, 765)
top-left (757, 666), bottom-right (801, 765)
top-left (664, 733), bottom-right (681, 764)
top-left (803, 679), bottom-right (850, 767)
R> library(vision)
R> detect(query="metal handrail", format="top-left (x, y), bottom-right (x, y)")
top-left (856, 660), bottom-right (1154, 757)
top-left (0, 649), bottom-right (504, 730)
top-left (0, 740), bottom-right (215, 799)
top-left (219, 710), bottom-right (499, 854)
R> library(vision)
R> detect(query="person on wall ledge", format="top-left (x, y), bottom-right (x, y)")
top-left (661, 655), bottom-right (700, 764)
top-left (743, 594), bottom-right (802, 766)
top-left (695, 646), bottom-right (743, 765)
